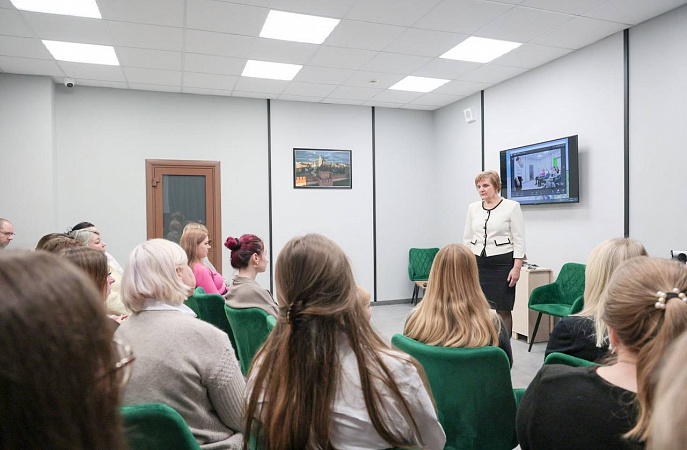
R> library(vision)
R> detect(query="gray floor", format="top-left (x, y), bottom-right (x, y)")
top-left (370, 302), bottom-right (546, 389)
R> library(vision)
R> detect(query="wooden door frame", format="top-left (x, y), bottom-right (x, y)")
top-left (145, 159), bottom-right (222, 273)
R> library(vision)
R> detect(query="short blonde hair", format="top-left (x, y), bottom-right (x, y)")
top-left (475, 170), bottom-right (501, 193)
top-left (121, 239), bottom-right (192, 312)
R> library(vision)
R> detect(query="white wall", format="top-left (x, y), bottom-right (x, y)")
top-left (54, 86), bottom-right (270, 286)
top-left (482, 33), bottom-right (625, 275)
top-left (629, 4), bottom-right (687, 256)
top-left (0, 74), bottom-right (56, 249)
top-left (434, 94), bottom-right (484, 246)
top-left (375, 107), bottom-right (437, 301)
top-left (269, 101), bottom-right (375, 297)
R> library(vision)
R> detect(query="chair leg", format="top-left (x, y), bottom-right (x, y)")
top-left (528, 312), bottom-right (543, 352)
top-left (411, 284), bottom-right (418, 305)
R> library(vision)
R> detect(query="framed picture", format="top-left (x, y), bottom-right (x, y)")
top-left (293, 148), bottom-right (352, 189)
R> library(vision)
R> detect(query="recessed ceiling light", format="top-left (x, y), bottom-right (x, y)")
top-left (389, 76), bottom-right (450, 93)
top-left (42, 40), bottom-right (119, 65)
top-left (242, 60), bottom-right (302, 81)
top-left (440, 37), bottom-right (521, 63)
top-left (260, 10), bottom-right (340, 45)
top-left (11, 0), bottom-right (101, 19)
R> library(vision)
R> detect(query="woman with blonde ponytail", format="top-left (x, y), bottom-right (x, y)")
top-left (517, 257), bottom-right (687, 449)
top-left (245, 234), bottom-right (445, 449)
top-left (403, 243), bottom-right (513, 366)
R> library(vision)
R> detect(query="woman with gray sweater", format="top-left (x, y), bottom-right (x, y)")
top-left (116, 239), bottom-right (245, 449)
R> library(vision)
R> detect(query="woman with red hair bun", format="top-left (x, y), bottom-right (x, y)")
top-left (224, 234), bottom-right (277, 316)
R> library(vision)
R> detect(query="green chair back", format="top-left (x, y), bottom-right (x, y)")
top-left (121, 403), bottom-right (200, 450)
top-left (408, 248), bottom-right (439, 282)
top-left (184, 287), bottom-right (203, 316)
top-left (265, 314), bottom-right (277, 332)
top-left (391, 334), bottom-right (517, 450)
top-left (544, 352), bottom-right (600, 367)
top-left (529, 263), bottom-right (586, 315)
top-left (188, 287), bottom-right (239, 360)
top-left (224, 305), bottom-right (271, 376)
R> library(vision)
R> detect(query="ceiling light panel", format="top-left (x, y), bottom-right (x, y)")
top-left (441, 37), bottom-right (522, 63)
top-left (260, 10), bottom-right (340, 44)
top-left (11, 0), bottom-right (101, 19)
top-left (242, 60), bottom-right (302, 81)
top-left (42, 40), bottom-right (119, 65)
top-left (389, 76), bottom-right (450, 93)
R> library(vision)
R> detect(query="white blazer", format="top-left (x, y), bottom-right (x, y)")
top-left (463, 198), bottom-right (526, 259)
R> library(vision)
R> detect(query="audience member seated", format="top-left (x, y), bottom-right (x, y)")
top-left (546, 237), bottom-right (647, 362)
top-left (35, 232), bottom-right (68, 250)
top-left (180, 228), bottom-right (228, 296)
top-left (245, 234), bottom-right (446, 449)
top-left (403, 243), bottom-right (513, 367)
top-left (41, 235), bottom-right (82, 253)
top-left (0, 251), bottom-right (127, 449)
top-left (517, 256), bottom-right (687, 449)
top-left (70, 224), bottom-right (127, 316)
top-left (181, 222), bottom-right (220, 271)
top-left (116, 239), bottom-right (244, 449)
top-left (648, 330), bottom-right (687, 450)
top-left (224, 234), bottom-right (277, 316)
top-left (60, 247), bottom-right (124, 326)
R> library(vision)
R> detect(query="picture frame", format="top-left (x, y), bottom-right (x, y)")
top-left (293, 148), bottom-right (352, 189)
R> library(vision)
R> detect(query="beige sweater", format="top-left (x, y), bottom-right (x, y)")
top-left (116, 310), bottom-right (245, 449)
top-left (225, 276), bottom-right (278, 317)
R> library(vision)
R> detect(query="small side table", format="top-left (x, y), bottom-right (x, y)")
top-left (512, 267), bottom-right (553, 343)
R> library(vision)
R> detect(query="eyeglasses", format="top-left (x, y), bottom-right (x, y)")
top-left (101, 338), bottom-right (135, 387)
top-left (0, 232), bottom-right (15, 237)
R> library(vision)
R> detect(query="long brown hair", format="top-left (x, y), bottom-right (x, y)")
top-left (404, 243), bottom-right (500, 348)
top-left (602, 257), bottom-right (687, 442)
top-left (0, 251), bottom-right (124, 449)
top-left (244, 234), bottom-right (423, 449)
top-left (180, 228), bottom-right (207, 265)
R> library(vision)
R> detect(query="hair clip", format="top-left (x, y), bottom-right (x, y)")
top-left (655, 291), bottom-right (667, 310)
top-left (655, 289), bottom-right (687, 310)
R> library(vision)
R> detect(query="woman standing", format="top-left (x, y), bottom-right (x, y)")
top-left (224, 234), bottom-right (277, 316)
top-left (180, 228), bottom-right (228, 296)
top-left (464, 170), bottom-right (525, 335)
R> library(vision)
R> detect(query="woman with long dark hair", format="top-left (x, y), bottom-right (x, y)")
top-left (0, 251), bottom-right (126, 449)
top-left (245, 234), bottom-right (445, 449)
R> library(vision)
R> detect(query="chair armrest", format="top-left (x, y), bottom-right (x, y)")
top-left (528, 283), bottom-right (563, 307)
top-left (569, 295), bottom-right (585, 314)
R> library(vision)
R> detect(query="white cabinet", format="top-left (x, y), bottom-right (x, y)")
top-left (512, 267), bottom-right (552, 343)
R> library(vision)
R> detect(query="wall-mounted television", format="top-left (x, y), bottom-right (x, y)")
top-left (500, 135), bottom-right (579, 205)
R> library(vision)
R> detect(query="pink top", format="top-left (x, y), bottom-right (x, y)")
top-left (193, 263), bottom-right (227, 295)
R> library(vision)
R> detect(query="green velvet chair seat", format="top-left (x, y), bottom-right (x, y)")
top-left (265, 314), bottom-right (277, 332)
top-left (544, 351), bottom-right (601, 367)
top-left (391, 334), bottom-right (519, 450)
top-left (224, 305), bottom-right (272, 376)
top-left (527, 262), bottom-right (586, 352)
top-left (121, 403), bottom-right (200, 450)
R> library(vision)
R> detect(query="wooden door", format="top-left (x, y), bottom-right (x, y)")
top-left (146, 160), bottom-right (222, 273)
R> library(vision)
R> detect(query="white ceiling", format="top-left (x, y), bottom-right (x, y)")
top-left (0, 0), bottom-right (685, 110)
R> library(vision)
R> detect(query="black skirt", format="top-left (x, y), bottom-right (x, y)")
top-left (475, 251), bottom-right (516, 311)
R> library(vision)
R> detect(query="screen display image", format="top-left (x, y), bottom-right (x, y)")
top-left (500, 136), bottom-right (579, 205)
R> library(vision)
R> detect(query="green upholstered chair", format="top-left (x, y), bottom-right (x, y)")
top-left (408, 248), bottom-right (439, 305)
top-left (188, 287), bottom-right (239, 360)
top-left (265, 314), bottom-right (277, 332)
top-left (544, 351), bottom-right (600, 367)
top-left (183, 287), bottom-right (203, 316)
top-left (527, 263), bottom-right (586, 352)
top-left (391, 334), bottom-right (519, 450)
top-left (121, 403), bottom-right (200, 450)
top-left (224, 305), bottom-right (272, 376)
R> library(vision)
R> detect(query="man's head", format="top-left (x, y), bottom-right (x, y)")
top-left (0, 219), bottom-right (14, 249)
